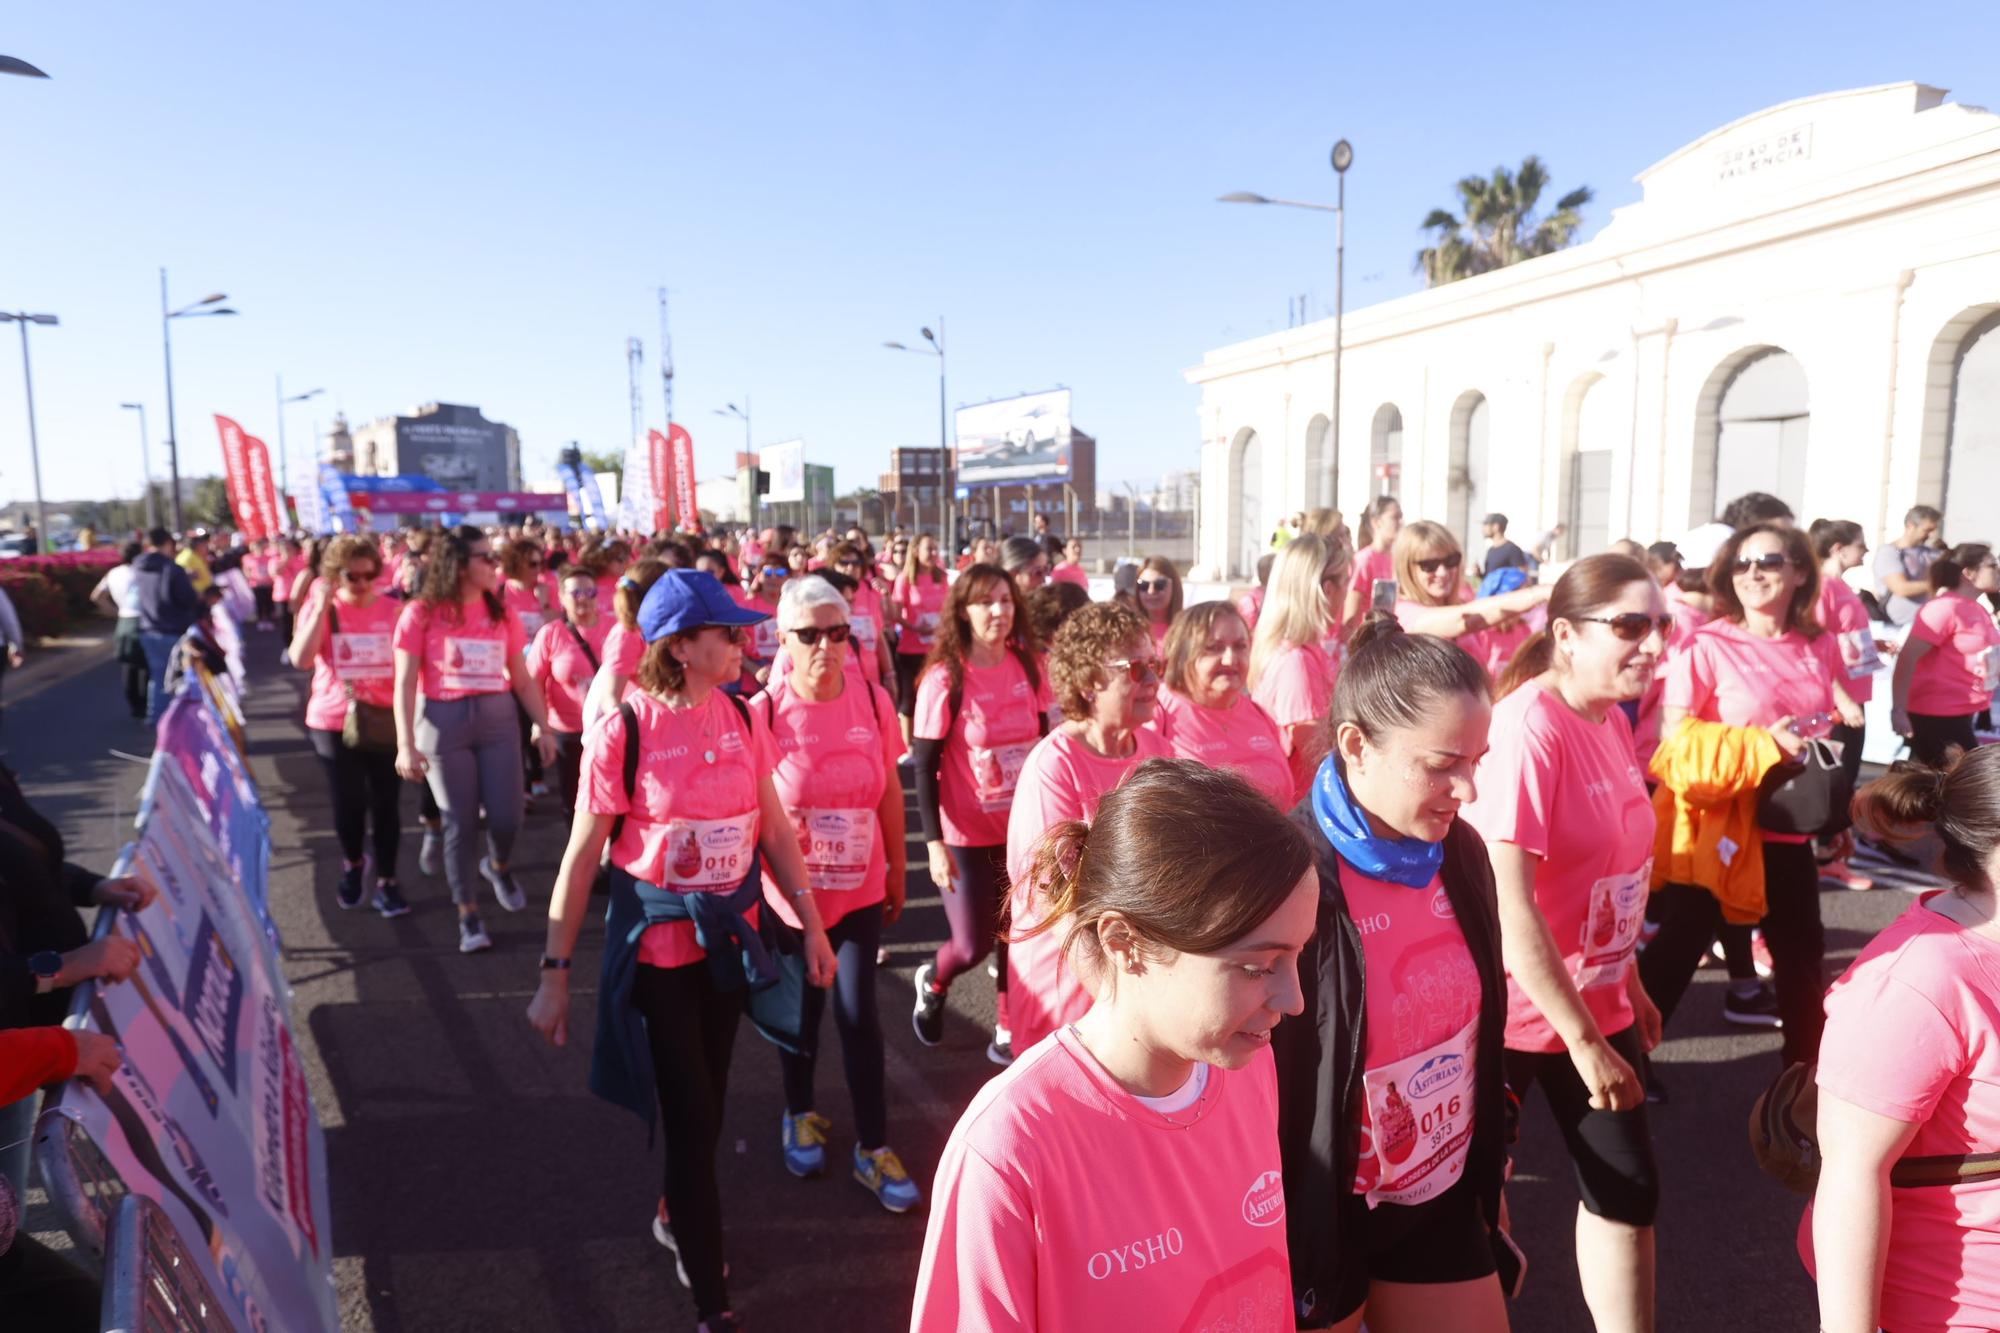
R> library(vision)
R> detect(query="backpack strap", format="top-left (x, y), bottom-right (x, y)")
top-left (565, 621), bottom-right (600, 672)
top-left (610, 699), bottom-right (639, 848)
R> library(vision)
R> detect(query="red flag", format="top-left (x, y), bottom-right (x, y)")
top-left (669, 423), bottom-right (699, 532)
top-left (647, 429), bottom-right (674, 532)
top-left (242, 432), bottom-right (282, 539)
top-left (213, 415), bottom-right (265, 539)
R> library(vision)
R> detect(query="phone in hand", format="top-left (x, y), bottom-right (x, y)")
top-left (1371, 578), bottom-right (1397, 614)
top-left (1788, 711), bottom-right (1834, 740)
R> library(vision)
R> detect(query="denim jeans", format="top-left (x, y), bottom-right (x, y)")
top-left (138, 630), bottom-right (181, 722)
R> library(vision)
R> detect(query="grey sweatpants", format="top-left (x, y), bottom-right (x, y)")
top-left (415, 691), bottom-right (524, 907)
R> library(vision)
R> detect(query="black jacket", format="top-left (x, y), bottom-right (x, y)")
top-left (0, 765), bottom-right (103, 1029)
top-left (1272, 804), bottom-right (1510, 1325)
top-left (135, 550), bottom-right (202, 637)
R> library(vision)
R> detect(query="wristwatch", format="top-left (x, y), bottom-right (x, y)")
top-left (539, 955), bottom-right (572, 971)
top-left (28, 950), bottom-right (61, 994)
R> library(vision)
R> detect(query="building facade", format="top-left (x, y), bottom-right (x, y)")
top-left (881, 446), bottom-right (953, 534)
top-left (1188, 83), bottom-right (2000, 578)
top-left (346, 402), bottom-right (522, 491)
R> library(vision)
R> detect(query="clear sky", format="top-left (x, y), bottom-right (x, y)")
top-left (1, 1), bottom-right (1994, 513)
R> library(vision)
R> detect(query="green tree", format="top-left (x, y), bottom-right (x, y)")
top-left (1416, 156), bottom-right (1593, 286)
top-left (189, 476), bottom-right (235, 529)
top-left (579, 449), bottom-right (624, 485)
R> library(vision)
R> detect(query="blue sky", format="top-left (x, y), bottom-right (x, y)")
top-left (1, 2), bottom-right (1994, 512)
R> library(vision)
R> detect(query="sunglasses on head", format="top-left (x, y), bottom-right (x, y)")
top-left (1136, 578), bottom-right (1172, 594)
top-left (1575, 613), bottom-right (1673, 642)
top-left (1732, 553), bottom-right (1794, 575)
top-left (790, 624), bottom-right (851, 647)
top-left (1414, 553), bottom-right (1463, 574)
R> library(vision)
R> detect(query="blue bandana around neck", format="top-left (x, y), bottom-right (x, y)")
top-left (1311, 755), bottom-right (1445, 889)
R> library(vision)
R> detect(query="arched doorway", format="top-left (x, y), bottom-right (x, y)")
top-left (1944, 311), bottom-right (2000, 534)
top-left (1563, 373), bottom-right (1616, 560)
top-left (1303, 414), bottom-right (1333, 511)
top-left (1694, 347), bottom-right (1808, 522)
top-left (1370, 404), bottom-right (1403, 498)
top-left (1230, 427), bottom-right (1263, 579)
top-left (1447, 391), bottom-right (1490, 557)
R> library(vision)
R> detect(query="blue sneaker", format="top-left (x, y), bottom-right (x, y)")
top-left (781, 1111), bottom-right (830, 1178)
top-left (853, 1145), bottom-right (922, 1214)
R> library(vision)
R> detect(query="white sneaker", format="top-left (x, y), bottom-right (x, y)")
top-left (479, 857), bottom-right (528, 912)
top-left (458, 914), bottom-right (493, 953)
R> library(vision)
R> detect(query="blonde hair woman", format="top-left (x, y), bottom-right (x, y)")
top-left (1249, 534), bottom-right (1352, 803)
top-left (1393, 520), bottom-right (1550, 679)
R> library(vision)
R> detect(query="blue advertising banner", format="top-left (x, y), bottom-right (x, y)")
top-left (152, 689), bottom-right (278, 959)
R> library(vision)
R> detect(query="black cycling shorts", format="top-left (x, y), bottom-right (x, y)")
top-left (1502, 1024), bottom-right (1660, 1227)
top-left (1330, 1172), bottom-right (1497, 1320)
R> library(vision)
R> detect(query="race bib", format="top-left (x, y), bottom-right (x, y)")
top-left (664, 812), bottom-right (759, 891)
top-left (850, 612), bottom-right (877, 653)
top-left (1980, 646), bottom-right (2000, 695)
top-left (751, 618), bottom-right (782, 661)
top-left (333, 631), bottom-right (392, 683)
top-left (969, 740), bottom-right (1033, 812)
top-left (1576, 861), bottom-right (1651, 991)
top-left (1359, 1016), bottom-right (1477, 1208)
top-left (1840, 629), bottom-right (1883, 679)
top-left (917, 611), bottom-right (942, 637)
top-left (795, 807), bottom-right (877, 892)
top-left (440, 636), bottom-right (507, 693)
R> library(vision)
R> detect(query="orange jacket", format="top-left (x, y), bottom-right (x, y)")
top-left (1647, 717), bottom-right (1787, 924)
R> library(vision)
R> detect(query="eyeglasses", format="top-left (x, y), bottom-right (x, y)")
top-left (1414, 553), bottom-right (1463, 574)
top-left (1732, 553), bottom-right (1794, 575)
top-left (342, 569), bottom-right (379, 585)
top-left (1575, 613), bottom-right (1674, 642)
top-left (1136, 578), bottom-right (1173, 594)
top-left (790, 624), bottom-right (851, 647)
top-left (707, 624), bottom-right (748, 645)
top-left (1104, 656), bottom-right (1161, 684)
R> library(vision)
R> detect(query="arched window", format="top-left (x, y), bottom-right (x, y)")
top-left (1563, 374), bottom-right (1616, 560)
top-left (1944, 311), bottom-right (2000, 533)
top-left (1369, 404), bottom-right (1403, 498)
top-left (1692, 347), bottom-right (1808, 522)
top-left (1447, 392), bottom-right (1490, 557)
top-left (1229, 428), bottom-right (1263, 579)
top-left (1302, 414), bottom-right (1333, 511)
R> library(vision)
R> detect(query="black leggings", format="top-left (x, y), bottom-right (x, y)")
top-left (1909, 712), bottom-right (1978, 768)
top-left (1503, 1026), bottom-right (1660, 1226)
top-left (308, 728), bottom-right (403, 875)
top-left (780, 904), bottom-right (888, 1148)
top-left (935, 843), bottom-right (1008, 991)
top-left (252, 583), bottom-right (275, 622)
top-left (1638, 840), bottom-right (1826, 1066)
top-left (894, 650), bottom-right (925, 717)
top-left (635, 960), bottom-right (740, 1322)
top-left (552, 728), bottom-right (585, 818)
top-left (517, 701), bottom-right (543, 786)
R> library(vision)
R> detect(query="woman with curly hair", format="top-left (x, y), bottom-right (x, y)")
top-left (1005, 600), bottom-right (1171, 1057)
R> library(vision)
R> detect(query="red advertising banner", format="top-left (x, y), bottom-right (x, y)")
top-left (242, 433), bottom-right (282, 541)
top-left (668, 423), bottom-right (699, 532)
top-left (647, 429), bottom-right (673, 533)
top-left (213, 415), bottom-right (266, 539)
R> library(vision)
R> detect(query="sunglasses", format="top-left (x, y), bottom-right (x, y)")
top-left (1414, 553), bottom-right (1463, 574)
top-left (835, 559), bottom-right (863, 570)
top-left (566, 586), bottom-right (598, 599)
top-left (1732, 553), bottom-right (1795, 575)
top-left (469, 550), bottom-right (496, 564)
top-left (761, 566), bottom-right (789, 578)
top-left (342, 569), bottom-right (379, 585)
top-left (1135, 578), bottom-right (1173, 595)
top-left (1576, 613), bottom-right (1674, 642)
top-left (709, 624), bottom-right (749, 644)
top-left (790, 624), bottom-right (851, 647)
top-left (1104, 656), bottom-right (1161, 684)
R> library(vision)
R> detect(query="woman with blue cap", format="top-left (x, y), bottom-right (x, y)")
top-left (526, 568), bottom-right (836, 1333)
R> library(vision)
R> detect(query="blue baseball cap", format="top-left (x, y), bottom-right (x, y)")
top-left (636, 570), bottom-right (769, 643)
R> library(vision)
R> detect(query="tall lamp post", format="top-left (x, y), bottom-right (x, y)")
top-left (715, 400), bottom-right (752, 524)
top-left (276, 377), bottom-right (323, 529)
top-left (0, 313), bottom-right (56, 553)
top-left (160, 271), bottom-right (237, 532)
top-left (120, 402), bottom-right (156, 529)
top-left (884, 319), bottom-right (949, 551)
top-left (1219, 137), bottom-right (1353, 507)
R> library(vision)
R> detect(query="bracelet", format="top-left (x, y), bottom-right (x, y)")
top-left (787, 886), bottom-right (813, 901)
top-left (539, 955), bottom-right (572, 971)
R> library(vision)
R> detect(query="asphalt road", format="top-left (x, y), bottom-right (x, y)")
top-left (17, 630), bottom-right (1924, 1331)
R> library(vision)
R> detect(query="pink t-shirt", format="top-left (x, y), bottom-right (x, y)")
top-left (744, 594), bottom-right (784, 666)
top-left (392, 597), bottom-right (527, 702)
top-left (304, 594), bottom-right (399, 731)
top-left (1664, 583), bottom-right (1711, 642)
top-left (1252, 641), bottom-right (1337, 736)
top-left (1149, 688), bottom-right (1292, 810)
top-left (914, 656), bottom-right (1051, 847)
top-left (595, 574), bottom-right (621, 612)
top-left (505, 581), bottom-right (551, 641)
top-left (1354, 545), bottom-right (1396, 601)
top-left (894, 572), bottom-right (950, 655)
top-left (1147, 618), bottom-right (1171, 652)
top-left (527, 617), bottom-right (611, 734)
top-left (603, 621), bottom-right (644, 678)
top-left (1463, 685), bottom-right (1654, 1053)
top-left (1909, 592), bottom-right (2000, 717)
top-left (271, 554), bottom-right (305, 603)
top-left (1341, 862), bottom-right (1482, 1205)
top-left (1817, 575), bottom-right (1881, 705)
top-left (1235, 586), bottom-right (1265, 633)
top-left (241, 553), bottom-right (270, 584)
top-left (1799, 896), bottom-right (2000, 1332)
top-left (1663, 618), bottom-right (1843, 731)
top-left (582, 690), bottom-right (778, 969)
top-left (846, 582), bottom-right (891, 673)
top-left (913, 1031), bottom-right (1292, 1333)
top-left (752, 675), bottom-right (904, 929)
top-left (1049, 562), bottom-right (1090, 591)
top-left (1480, 618), bottom-right (1534, 682)
top-left (1006, 727), bottom-right (1173, 1053)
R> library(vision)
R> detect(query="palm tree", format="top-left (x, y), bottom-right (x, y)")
top-left (1416, 156), bottom-right (1593, 286)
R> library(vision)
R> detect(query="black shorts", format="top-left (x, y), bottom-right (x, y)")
top-left (1502, 1024), bottom-right (1659, 1227)
top-left (1330, 1173), bottom-right (1497, 1320)
top-left (893, 651), bottom-right (925, 717)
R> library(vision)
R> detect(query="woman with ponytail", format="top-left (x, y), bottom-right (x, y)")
top-left (913, 760), bottom-right (1317, 1332)
top-left (1250, 534), bottom-right (1351, 804)
top-left (1806, 746), bottom-right (2000, 1333)
top-left (580, 557), bottom-right (668, 730)
top-left (1890, 543), bottom-right (2000, 767)
top-left (1343, 495), bottom-right (1403, 625)
top-left (1465, 554), bottom-right (1668, 1331)
top-left (1274, 613), bottom-right (1513, 1332)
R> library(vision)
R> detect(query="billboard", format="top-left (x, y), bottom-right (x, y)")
top-left (955, 388), bottom-right (1072, 487)
top-left (762, 439), bottom-right (805, 503)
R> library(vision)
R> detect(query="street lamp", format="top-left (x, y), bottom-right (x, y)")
top-left (0, 313), bottom-right (55, 553)
top-left (276, 376), bottom-right (323, 529)
top-left (160, 270), bottom-right (237, 532)
top-left (120, 402), bottom-right (155, 530)
top-left (715, 401), bottom-right (752, 522)
top-left (884, 320), bottom-right (949, 551)
top-left (1220, 136), bottom-right (1353, 508)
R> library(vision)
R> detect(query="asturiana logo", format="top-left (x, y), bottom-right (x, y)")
top-left (1241, 1169), bottom-right (1285, 1227)
top-left (1408, 1051), bottom-right (1465, 1099)
top-left (701, 825), bottom-right (746, 852)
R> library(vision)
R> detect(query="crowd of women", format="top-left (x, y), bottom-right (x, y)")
top-left (269, 497), bottom-right (2000, 1333)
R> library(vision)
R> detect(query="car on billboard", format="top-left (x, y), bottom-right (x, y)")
top-left (956, 390), bottom-right (1072, 485)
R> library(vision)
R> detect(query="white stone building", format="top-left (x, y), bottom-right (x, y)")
top-left (1188, 82), bottom-right (2000, 579)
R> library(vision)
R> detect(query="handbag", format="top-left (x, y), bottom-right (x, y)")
top-left (328, 604), bottom-right (399, 754)
top-left (1751, 1060), bottom-right (2000, 1195)
top-left (1754, 736), bottom-right (1852, 837)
